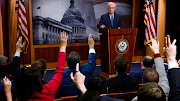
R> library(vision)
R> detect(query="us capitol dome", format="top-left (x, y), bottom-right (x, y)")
top-left (61, 0), bottom-right (87, 43)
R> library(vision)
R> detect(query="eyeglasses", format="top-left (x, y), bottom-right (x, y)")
top-left (108, 7), bottom-right (115, 9)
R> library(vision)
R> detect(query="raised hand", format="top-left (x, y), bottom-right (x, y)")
top-left (2, 77), bottom-right (12, 101)
top-left (70, 63), bottom-right (87, 94)
top-left (2, 77), bottom-right (11, 94)
top-left (88, 34), bottom-right (94, 49)
top-left (165, 35), bottom-right (177, 63)
top-left (16, 37), bottom-right (26, 53)
top-left (148, 39), bottom-right (160, 54)
top-left (60, 31), bottom-right (68, 52)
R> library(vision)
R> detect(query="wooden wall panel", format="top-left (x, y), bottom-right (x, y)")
top-left (155, 0), bottom-right (166, 58)
top-left (132, 0), bottom-right (146, 59)
top-left (67, 45), bottom-right (101, 60)
top-left (0, 0), bottom-right (8, 56)
top-left (0, 6), bottom-right (4, 55)
top-left (8, 0), bottom-right (18, 60)
top-left (35, 47), bottom-right (59, 63)
top-left (34, 45), bottom-right (101, 63)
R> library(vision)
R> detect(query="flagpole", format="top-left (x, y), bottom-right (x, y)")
top-left (23, 50), bottom-right (25, 66)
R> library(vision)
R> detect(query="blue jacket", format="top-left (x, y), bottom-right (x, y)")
top-left (129, 69), bottom-right (145, 84)
top-left (97, 13), bottom-right (123, 29)
top-left (55, 53), bottom-right (97, 98)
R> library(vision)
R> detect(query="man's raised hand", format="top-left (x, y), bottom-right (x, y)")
top-left (60, 31), bottom-right (68, 52)
top-left (88, 34), bottom-right (94, 49)
top-left (16, 37), bottom-right (26, 53)
top-left (165, 35), bottom-right (177, 63)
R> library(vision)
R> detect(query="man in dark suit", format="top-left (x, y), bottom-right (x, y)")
top-left (105, 55), bottom-right (139, 93)
top-left (55, 34), bottom-right (97, 98)
top-left (97, 2), bottom-right (123, 29)
top-left (164, 35), bottom-right (180, 101)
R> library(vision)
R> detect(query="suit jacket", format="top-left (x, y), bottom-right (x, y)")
top-left (168, 68), bottom-right (180, 101)
top-left (55, 53), bottom-right (97, 98)
top-left (101, 94), bottom-right (125, 101)
top-left (97, 13), bottom-right (123, 29)
top-left (129, 69), bottom-right (145, 84)
top-left (105, 73), bottom-right (139, 93)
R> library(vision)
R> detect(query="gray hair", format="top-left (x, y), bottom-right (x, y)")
top-left (107, 2), bottom-right (116, 8)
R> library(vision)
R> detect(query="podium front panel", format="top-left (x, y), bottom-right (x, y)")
top-left (109, 34), bottom-right (137, 73)
top-left (100, 29), bottom-right (137, 74)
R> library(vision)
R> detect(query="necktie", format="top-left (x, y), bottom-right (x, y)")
top-left (111, 15), bottom-right (113, 28)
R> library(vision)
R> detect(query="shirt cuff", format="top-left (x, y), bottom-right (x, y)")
top-left (89, 49), bottom-right (96, 54)
top-left (14, 52), bottom-right (20, 57)
top-left (168, 62), bottom-right (179, 70)
top-left (154, 53), bottom-right (161, 58)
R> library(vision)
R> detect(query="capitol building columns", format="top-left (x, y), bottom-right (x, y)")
top-left (33, 16), bottom-right (72, 45)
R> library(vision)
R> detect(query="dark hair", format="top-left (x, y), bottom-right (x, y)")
top-left (138, 82), bottom-right (166, 101)
top-left (82, 90), bottom-right (101, 101)
top-left (0, 55), bottom-right (8, 66)
top-left (87, 75), bottom-right (107, 94)
top-left (143, 68), bottom-right (159, 83)
top-left (0, 63), bottom-right (12, 79)
top-left (31, 59), bottom-right (47, 77)
top-left (67, 51), bottom-right (80, 69)
top-left (19, 66), bottom-right (43, 100)
top-left (113, 54), bottom-right (128, 73)
top-left (142, 56), bottom-right (154, 68)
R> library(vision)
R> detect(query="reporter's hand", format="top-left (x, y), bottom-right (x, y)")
top-left (100, 25), bottom-right (106, 29)
top-left (165, 35), bottom-right (177, 63)
top-left (70, 63), bottom-right (86, 94)
top-left (60, 31), bottom-right (68, 52)
top-left (148, 39), bottom-right (160, 54)
top-left (2, 77), bottom-right (11, 94)
top-left (2, 77), bottom-right (12, 101)
top-left (16, 37), bottom-right (25, 53)
top-left (88, 34), bottom-right (94, 49)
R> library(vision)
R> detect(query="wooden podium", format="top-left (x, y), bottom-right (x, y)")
top-left (99, 28), bottom-right (138, 78)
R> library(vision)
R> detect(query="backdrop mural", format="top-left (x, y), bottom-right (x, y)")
top-left (32, 0), bottom-right (132, 45)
